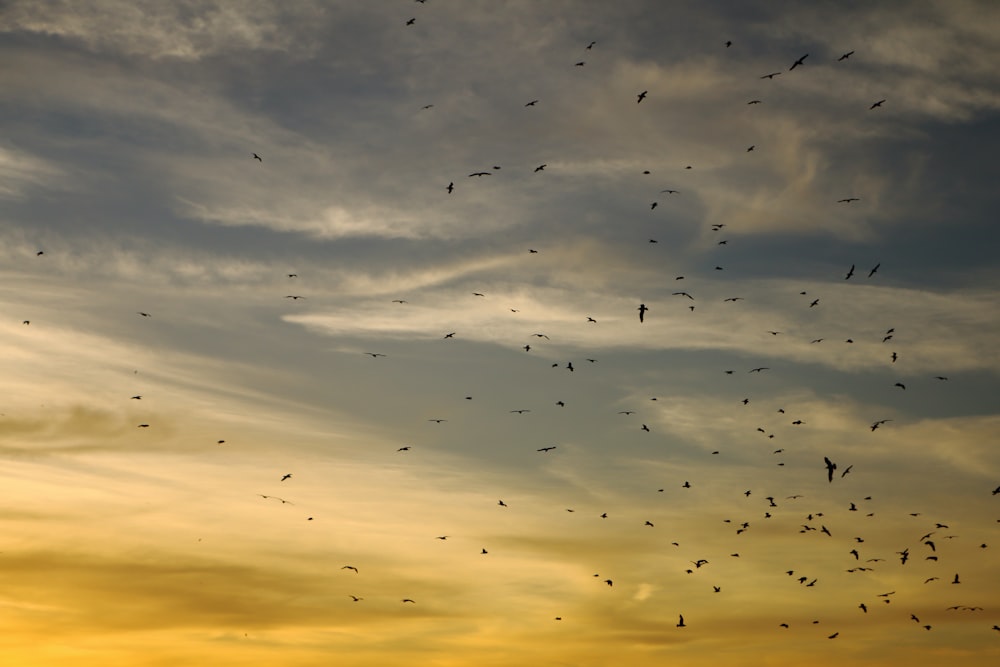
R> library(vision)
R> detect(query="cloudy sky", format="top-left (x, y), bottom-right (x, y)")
top-left (2, 1), bottom-right (999, 665)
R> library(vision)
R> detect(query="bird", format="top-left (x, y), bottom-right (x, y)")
top-left (637, 90), bottom-right (647, 103)
top-left (280, 474), bottom-right (292, 481)
top-left (845, 264), bottom-right (855, 279)
top-left (137, 312), bottom-right (151, 317)
top-left (809, 299), bottom-right (820, 307)
top-left (868, 263), bottom-right (880, 277)
top-left (405, 17), bottom-right (415, 25)
top-left (838, 197), bottom-right (860, 203)
top-left (428, 419), bottom-right (447, 423)
top-left (397, 446), bottom-right (410, 451)
top-left (401, 599), bottom-right (416, 603)
top-left (284, 295), bottom-right (305, 300)
top-left (341, 566), bottom-right (358, 573)
top-left (348, 595), bottom-right (363, 602)
top-left (586, 41), bottom-right (596, 50)
top-left (894, 382), bottom-right (906, 390)
top-left (677, 615), bottom-right (686, 627)
top-left (252, 153), bottom-right (262, 162)
top-left (537, 446), bottom-right (557, 452)
top-left (447, 182), bottom-right (454, 193)
top-left (638, 303), bottom-right (648, 322)
top-left (524, 100), bottom-right (538, 107)
top-left (534, 164), bottom-right (546, 172)
top-left (824, 457), bottom-right (837, 482)
top-left (443, 332), bottom-right (455, 339)
top-left (789, 54), bottom-right (808, 70)
top-left (760, 72), bottom-right (781, 79)
top-left (838, 51), bottom-right (855, 61)
top-left (498, 500), bottom-right (507, 507)
top-left (468, 172), bottom-right (491, 177)
top-left (747, 145), bottom-right (755, 152)
top-left (747, 100), bottom-right (761, 105)
top-left (130, 395), bottom-right (142, 400)
top-left (870, 99), bottom-right (886, 109)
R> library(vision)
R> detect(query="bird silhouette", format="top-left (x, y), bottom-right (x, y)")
top-left (789, 54), bottom-right (808, 70)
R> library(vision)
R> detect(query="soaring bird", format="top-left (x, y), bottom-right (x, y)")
top-left (838, 197), bottom-right (860, 203)
top-left (838, 51), bottom-right (855, 61)
top-left (789, 54), bottom-right (808, 70)
top-left (447, 182), bottom-right (454, 193)
top-left (534, 164), bottom-right (547, 172)
top-left (637, 90), bottom-right (648, 103)
top-left (280, 474), bottom-right (292, 481)
top-left (845, 264), bottom-right (855, 279)
top-left (824, 457), bottom-right (837, 482)
top-left (638, 303), bottom-right (648, 322)
top-left (525, 100), bottom-right (538, 107)
top-left (341, 566), bottom-right (359, 573)
top-left (870, 99), bottom-right (886, 109)
top-left (760, 72), bottom-right (781, 79)
top-left (677, 614), bottom-right (686, 627)
top-left (868, 263), bottom-right (881, 277)
top-left (537, 446), bottom-right (557, 452)
top-left (252, 153), bottom-right (262, 162)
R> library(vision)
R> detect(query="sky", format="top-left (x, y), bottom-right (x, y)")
top-left (1, 1), bottom-right (999, 665)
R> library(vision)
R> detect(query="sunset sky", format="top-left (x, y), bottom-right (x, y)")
top-left (1, 1), bottom-right (999, 665)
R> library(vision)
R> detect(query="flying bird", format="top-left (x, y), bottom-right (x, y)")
top-left (280, 474), bottom-right (292, 481)
top-left (252, 153), bottom-right (262, 162)
top-left (638, 303), bottom-right (648, 322)
top-left (868, 263), bottom-right (880, 277)
top-left (838, 51), bottom-right (855, 61)
top-left (824, 457), bottom-right (837, 482)
top-left (760, 72), bottom-right (781, 79)
top-left (637, 90), bottom-right (648, 103)
top-left (870, 99), bottom-right (886, 109)
top-left (789, 54), bottom-right (808, 70)
top-left (845, 264), bottom-right (855, 279)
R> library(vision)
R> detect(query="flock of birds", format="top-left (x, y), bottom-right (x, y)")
top-left (13, 4), bottom-right (998, 656)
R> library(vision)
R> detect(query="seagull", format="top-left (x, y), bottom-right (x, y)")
top-left (870, 99), bottom-right (886, 109)
top-left (341, 566), bottom-right (359, 573)
top-left (638, 303), bottom-right (648, 322)
top-left (524, 100), bottom-right (538, 107)
top-left (824, 457), bottom-right (837, 482)
top-left (349, 595), bottom-right (363, 602)
top-left (868, 263), bottom-right (880, 277)
top-left (845, 264), bottom-right (855, 279)
top-left (534, 164), bottom-right (547, 172)
top-left (838, 51), bottom-right (855, 61)
top-left (677, 614), bottom-right (686, 627)
top-left (428, 419), bottom-right (447, 423)
top-left (468, 172), bottom-right (491, 177)
top-left (760, 72), bottom-right (781, 79)
top-left (838, 197), bottom-right (860, 203)
top-left (397, 446), bottom-right (410, 451)
top-left (747, 100), bottom-right (761, 105)
top-left (789, 53), bottom-right (808, 70)
top-left (586, 41), bottom-right (596, 49)
top-left (252, 153), bottom-right (262, 162)
top-left (537, 446), bottom-right (557, 452)
top-left (405, 18), bottom-right (415, 25)
top-left (447, 182), bottom-right (454, 193)
top-left (280, 474), bottom-right (292, 481)
top-left (284, 295), bottom-right (305, 300)
top-left (637, 90), bottom-right (648, 103)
